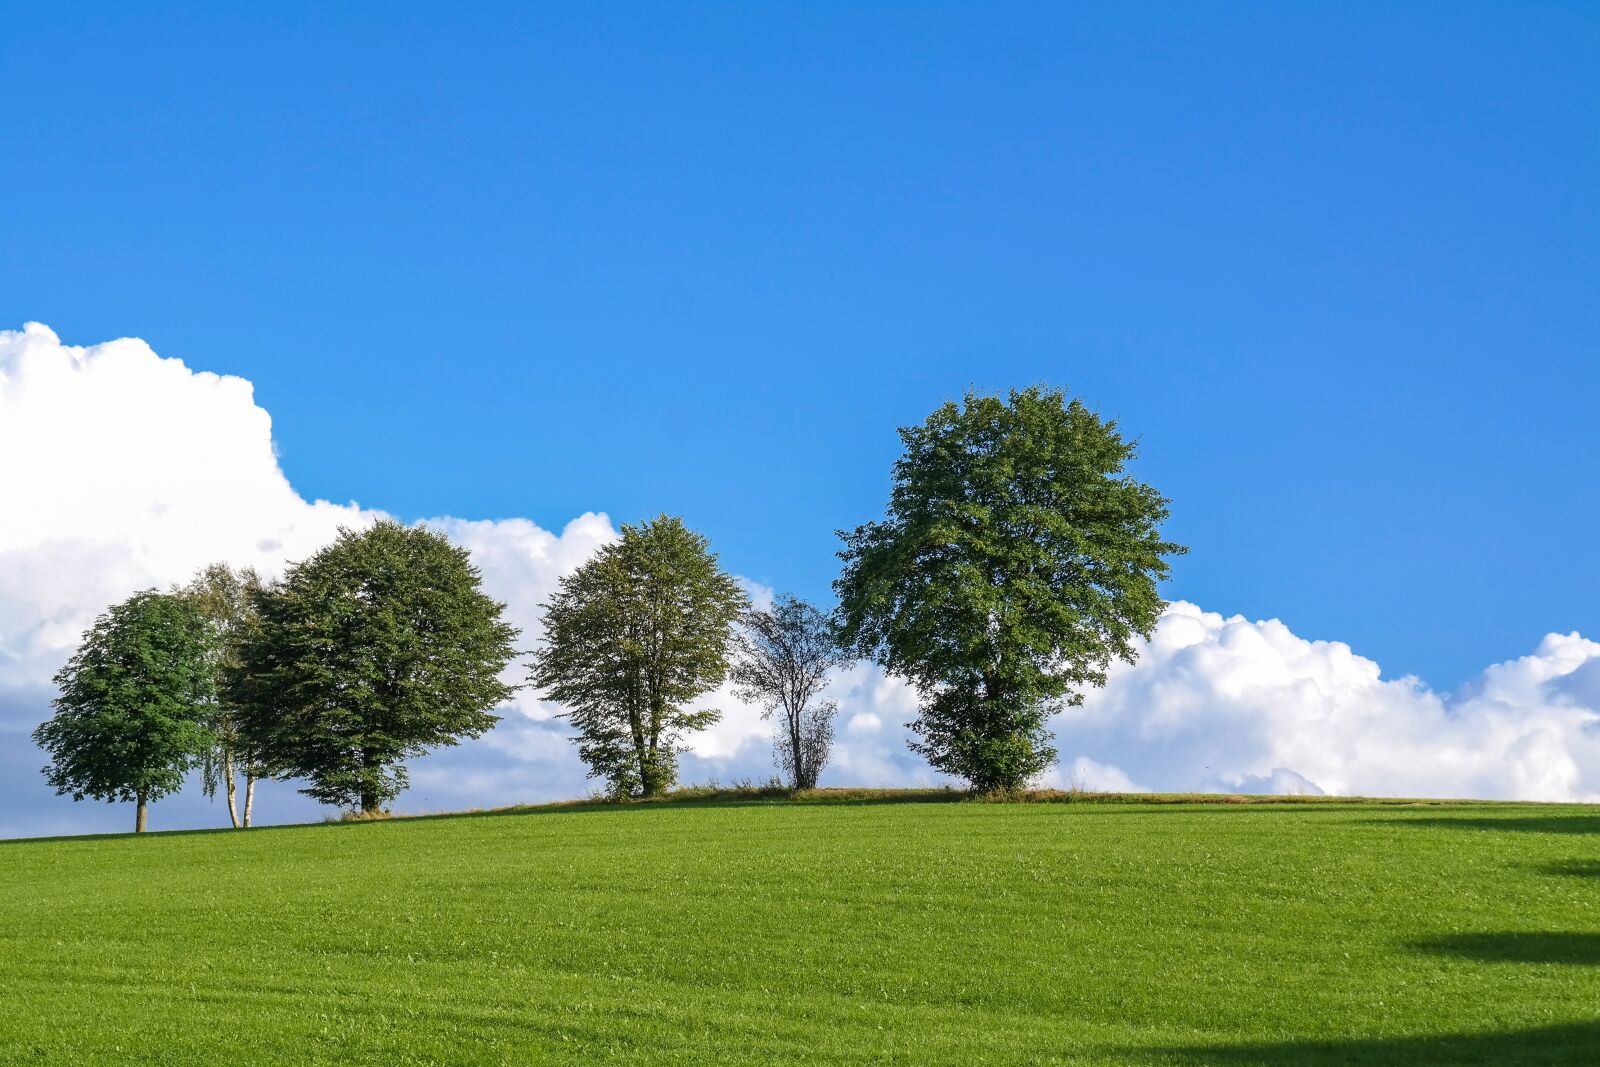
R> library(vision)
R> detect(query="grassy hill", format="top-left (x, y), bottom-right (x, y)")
top-left (3, 791), bottom-right (1599, 1065)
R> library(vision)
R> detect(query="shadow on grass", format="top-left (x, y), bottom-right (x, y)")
top-left (1366, 814), bottom-right (1600, 835)
top-left (1147, 1019), bottom-right (1600, 1066)
top-left (1541, 859), bottom-right (1600, 879)
top-left (1411, 931), bottom-right (1600, 966)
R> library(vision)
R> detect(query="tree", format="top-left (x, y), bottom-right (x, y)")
top-left (179, 562), bottom-right (268, 828)
top-left (232, 520), bottom-right (519, 815)
top-left (731, 594), bottom-right (851, 790)
top-left (531, 515), bottom-right (747, 798)
top-left (835, 387), bottom-right (1185, 793)
top-left (33, 590), bottom-right (216, 832)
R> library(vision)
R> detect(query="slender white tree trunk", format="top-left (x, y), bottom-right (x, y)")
top-left (243, 773), bottom-right (257, 828)
top-left (224, 750), bottom-right (241, 829)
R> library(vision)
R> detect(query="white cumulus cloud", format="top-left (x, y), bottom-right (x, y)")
top-left (1059, 602), bottom-right (1600, 802)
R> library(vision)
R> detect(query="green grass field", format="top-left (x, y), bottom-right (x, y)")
top-left (3, 793), bottom-right (1599, 1065)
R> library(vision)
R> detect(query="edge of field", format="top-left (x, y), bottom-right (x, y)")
top-left (10, 785), bottom-right (1598, 846)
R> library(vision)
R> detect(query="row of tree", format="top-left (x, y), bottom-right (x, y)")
top-left (35, 516), bottom-right (852, 830)
top-left (35, 386), bottom-right (1183, 830)
top-left (37, 523), bottom-right (519, 831)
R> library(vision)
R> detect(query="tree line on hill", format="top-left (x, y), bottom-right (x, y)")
top-left (33, 387), bottom-right (1184, 831)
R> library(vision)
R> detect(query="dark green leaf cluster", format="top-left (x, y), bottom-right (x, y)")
top-left (836, 386), bottom-right (1186, 792)
top-left (531, 515), bottom-right (747, 798)
top-left (33, 590), bottom-right (216, 808)
top-left (231, 520), bottom-right (520, 813)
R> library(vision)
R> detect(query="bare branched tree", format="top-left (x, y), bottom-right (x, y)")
top-left (731, 595), bottom-right (852, 790)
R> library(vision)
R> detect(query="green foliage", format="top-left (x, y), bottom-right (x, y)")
top-left (179, 562), bottom-right (267, 823)
top-left (836, 386), bottom-right (1186, 791)
top-left (232, 520), bottom-right (519, 813)
top-left (531, 514), bottom-right (747, 797)
top-left (32, 590), bottom-right (216, 825)
top-left (730, 594), bottom-right (850, 789)
top-left (4, 800), bottom-right (1599, 1064)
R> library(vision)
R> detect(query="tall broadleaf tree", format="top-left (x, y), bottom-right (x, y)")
top-left (836, 387), bottom-right (1186, 792)
top-left (531, 515), bottom-right (747, 798)
top-left (33, 590), bottom-right (216, 832)
top-left (731, 594), bottom-right (851, 790)
top-left (180, 562), bottom-right (268, 828)
top-left (232, 520), bottom-right (520, 815)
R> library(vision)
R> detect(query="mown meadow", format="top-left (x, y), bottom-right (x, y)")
top-left (3, 793), bottom-right (1599, 1065)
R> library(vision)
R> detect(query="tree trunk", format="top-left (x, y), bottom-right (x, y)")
top-left (242, 773), bottom-right (256, 828)
top-left (641, 686), bottom-right (666, 797)
top-left (790, 711), bottom-right (804, 791)
top-left (360, 750), bottom-right (380, 814)
top-left (638, 744), bottom-right (655, 797)
top-left (224, 751), bottom-right (240, 829)
top-left (135, 789), bottom-right (148, 833)
top-left (632, 700), bottom-right (655, 797)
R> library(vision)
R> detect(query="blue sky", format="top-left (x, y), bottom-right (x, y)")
top-left (3, 3), bottom-right (1595, 689)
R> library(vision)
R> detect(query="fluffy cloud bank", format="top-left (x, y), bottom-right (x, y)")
top-left (2, 323), bottom-right (1598, 835)
top-left (1059, 604), bottom-right (1600, 802)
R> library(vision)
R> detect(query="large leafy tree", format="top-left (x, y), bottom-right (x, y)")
top-left (731, 594), bottom-right (851, 790)
top-left (531, 515), bottom-right (747, 798)
top-left (34, 590), bottom-right (216, 832)
top-left (233, 520), bottom-right (519, 814)
top-left (180, 562), bottom-right (269, 828)
top-left (835, 387), bottom-right (1185, 793)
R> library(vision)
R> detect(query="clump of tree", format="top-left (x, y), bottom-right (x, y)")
top-left (836, 386), bottom-right (1185, 793)
top-left (232, 520), bottom-right (520, 816)
top-left (34, 383), bottom-right (1189, 832)
top-left (531, 515), bottom-right (746, 798)
top-left (731, 594), bottom-right (851, 790)
top-left (33, 590), bottom-right (216, 832)
top-left (179, 562), bottom-right (269, 828)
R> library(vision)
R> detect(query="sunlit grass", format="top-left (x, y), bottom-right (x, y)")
top-left (3, 795), bottom-right (1598, 1064)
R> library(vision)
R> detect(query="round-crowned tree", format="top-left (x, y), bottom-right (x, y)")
top-left (835, 387), bottom-right (1186, 793)
top-left (34, 590), bottom-right (216, 832)
top-left (233, 520), bottom-right (519, 815)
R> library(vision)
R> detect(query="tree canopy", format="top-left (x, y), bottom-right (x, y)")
top-left (835, 386), bottom-right (1185, 792)
top-left (33, 589), bottom-right (217, 831)
top-left (531, 515), bottom-right (747, 797)
top-left (232, 520), bottom-right (519, 814)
